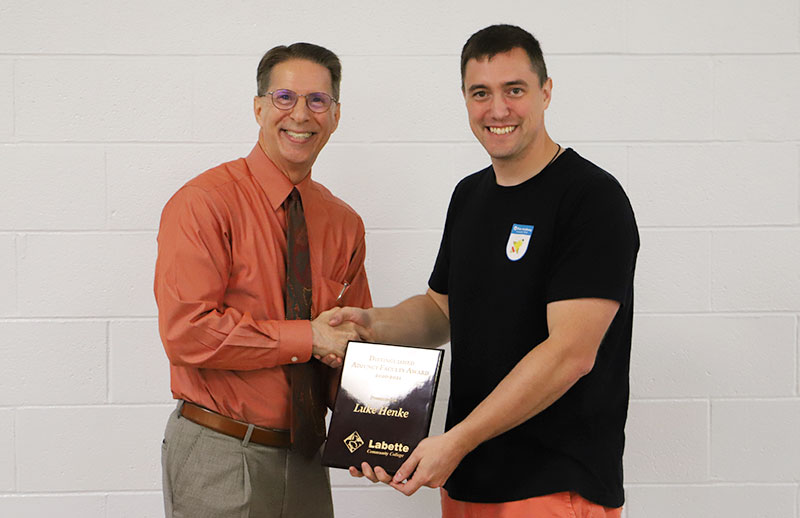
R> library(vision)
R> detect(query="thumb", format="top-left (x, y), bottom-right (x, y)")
top-left (329, 306), bottom-right (359, 327)
top-left (328, 310), bottom-right (342, 326)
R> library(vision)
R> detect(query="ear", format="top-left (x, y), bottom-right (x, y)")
top-left (253, 96), bottom-right (264, 125)
top-left (331, 102), bottom-right (341, 133)
top-left (542, 77), bottom-right (553, 110)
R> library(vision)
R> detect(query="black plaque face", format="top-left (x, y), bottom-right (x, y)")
top-left (322, 341), bottom-right (444, 474)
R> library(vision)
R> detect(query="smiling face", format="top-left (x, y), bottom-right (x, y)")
top-left (254, 58), bottom-right (340, 183)
top-left (463, 47), bottom-right (552, 166)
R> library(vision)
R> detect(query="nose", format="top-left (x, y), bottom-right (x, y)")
top-left (289, 96), bottom-right (311, 122)
top-left (489, 94), bottom-right (511, 119)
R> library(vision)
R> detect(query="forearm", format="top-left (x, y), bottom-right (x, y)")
top-left (158, 299), bottom-right (311, 370)
top-left (367, 292), bottom-right (450, 347)
top-left (447, 336), bottom-right (590, 453)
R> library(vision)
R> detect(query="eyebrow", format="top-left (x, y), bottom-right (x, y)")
top-left (467, 79), bottom-right (529, 93)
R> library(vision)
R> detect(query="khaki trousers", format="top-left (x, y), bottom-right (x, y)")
top-left (161, 404), bottom-right (334, 518)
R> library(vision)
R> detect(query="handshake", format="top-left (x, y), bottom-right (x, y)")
top-left (310, 307), bottom-right (372, 368)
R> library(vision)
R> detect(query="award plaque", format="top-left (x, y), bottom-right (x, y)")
top-left (322, 341), bottom-right (444, 474)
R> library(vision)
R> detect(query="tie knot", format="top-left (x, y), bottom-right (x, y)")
top-left (287, 187), bottom-right (300, 204)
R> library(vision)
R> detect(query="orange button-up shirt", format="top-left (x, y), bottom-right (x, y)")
top-left (154, 143), bottom-right (372, 429)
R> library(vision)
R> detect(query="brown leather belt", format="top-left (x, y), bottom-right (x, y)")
top-left (180, 402), bottom-right (291, 449)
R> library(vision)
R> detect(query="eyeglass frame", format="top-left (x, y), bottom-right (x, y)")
top-left (260, 89), bottom-right (339, 113)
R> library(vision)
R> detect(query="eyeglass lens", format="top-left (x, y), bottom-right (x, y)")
top-left (270, 89), bottom-right (333, 113)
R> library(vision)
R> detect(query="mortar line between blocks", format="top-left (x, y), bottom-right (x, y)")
top-left (796, 479), bottom-right (800, 518)
top-left (707, 230), bottom-right (713, 311)
top-left (12, 408), bottom-right (17, 493)
top-left (11, 58), bottom-right (16, 137)
top-left (0, 489), bottom-right (164, 496)
top-left (797, 0), bottom-right (800, 56)
top-left (634, 396), bottom-right (800, 403)
top-left (0, 230), bottom-right (157, 235)
top-left (2, 51), bottom-right (800, 58)
top-left (796, 143), bottom-right (800, 225)
top-left (635, 310), bottom-right (799, 317)
top-left (707, 397), bottom-right (713, 481)
top-left (0, 317), bottom-right (156, 323)
top-left (639, 224), bottom-right (800, 231)
top-left (190, 56), bottom-right (197, 142)
top-left (104, 148), bottom-right (109, 229)
top-left (13, 233), bottom-right (19, 315)
top-left (4, 138), bottom-right (800, 146)
top-left (1, 403), bottom-right (174, 411)
top-left (622, 0), bottom-right (631, 53)
top-left (711, 55), bottom-right (717, 140)
top-left (106, 321), bottom-right (111, 404)
top-left (624, 144), bottom-right (631, 191)
top-left (624, 482), bottom-right (800, 488)
top-left (795, 314), bottom-right (799, 397)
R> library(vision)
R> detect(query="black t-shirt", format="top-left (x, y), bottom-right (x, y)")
top-left (429, 149), bottom-right (639, 507)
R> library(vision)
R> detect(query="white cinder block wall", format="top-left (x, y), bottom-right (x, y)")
top-left (1, 1), bottom-right (798, 516)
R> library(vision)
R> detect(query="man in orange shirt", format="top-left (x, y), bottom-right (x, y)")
top-left (154, 43), bottom-right (371, 517)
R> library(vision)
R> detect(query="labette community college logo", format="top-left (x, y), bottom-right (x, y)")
top-left (506, 224), bottom-right (534, 261)
top-left (343, 431), bottom-right (365, 453)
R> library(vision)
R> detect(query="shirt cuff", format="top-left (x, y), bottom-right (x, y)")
top-left (278, 319), bottom-right (313, 365)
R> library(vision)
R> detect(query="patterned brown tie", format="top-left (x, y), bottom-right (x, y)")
top-left (284, 187), bottom-right (326, 457)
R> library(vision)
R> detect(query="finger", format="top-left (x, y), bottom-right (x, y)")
top-left (348, 466), bottom-right (364, 478)
top-left (393, 454), bottom-right (420, 484)
top-left (393, 474), bottom-right (424, 496)
top-left (360, 462), bottom-right (379, 483)
top-left (373, 466), bottom-right (393, 484)
top-left (324, 356), bottom-right (342, 368)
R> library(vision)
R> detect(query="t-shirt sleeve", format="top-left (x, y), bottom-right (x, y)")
top-left (428, 185), bottom-right (461, 295)
top-left (545, 176), bottom-right (639, 304)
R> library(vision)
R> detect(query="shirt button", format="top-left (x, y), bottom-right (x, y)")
top-left (291, 356), bottom-right (298, 363)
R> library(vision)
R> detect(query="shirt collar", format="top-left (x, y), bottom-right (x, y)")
top-left (245, 142), bottom-right (314, 211)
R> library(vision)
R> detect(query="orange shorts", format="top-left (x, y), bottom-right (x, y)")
top-left (441, 488), bottom-right (622, 518)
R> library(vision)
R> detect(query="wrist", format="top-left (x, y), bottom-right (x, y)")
top-left (364, 307), bottom-right (382, 342)
top-left (444, 424), bottom-right (480, 458)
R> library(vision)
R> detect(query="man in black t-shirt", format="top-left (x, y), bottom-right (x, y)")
top-left (329, 24), bottom-right (638, 516)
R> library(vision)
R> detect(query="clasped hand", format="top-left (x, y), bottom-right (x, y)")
top-left (310, 307), bottom-right (366, 368)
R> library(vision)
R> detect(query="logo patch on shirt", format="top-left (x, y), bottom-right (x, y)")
top-left (506, 224), bottom-right (534, 261)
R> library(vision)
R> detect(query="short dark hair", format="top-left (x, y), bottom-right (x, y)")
top-left (460, 24), bottom-right (548, 88)
top-left (256, 42), bottom-right (342, 100)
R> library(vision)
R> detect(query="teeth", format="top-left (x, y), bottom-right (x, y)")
top-left (488, 126), bottom-right (516, 135)
top-left (286, 130), bottom-right (313, 139)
